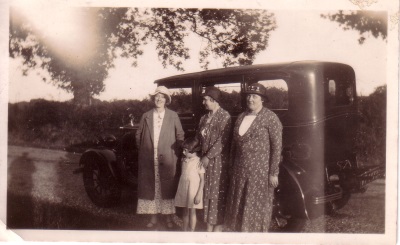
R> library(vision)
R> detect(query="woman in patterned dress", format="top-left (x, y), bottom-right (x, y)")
top-left (197, 86), bottom-right (232, 232)
top-left (224, 83), bottom-right (283, 232)
top-left (135, 86), bottom-right (185, 229)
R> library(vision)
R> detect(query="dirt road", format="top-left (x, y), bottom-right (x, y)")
top-left (6, 145), bottom-right (385, 233)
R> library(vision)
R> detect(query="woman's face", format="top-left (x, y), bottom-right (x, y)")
top-left (154, 93), bottom-right (167, 108)
top-left (202, 96), bottom-right (217, 111)
top-left (246, 94), bottom-right (263, 111)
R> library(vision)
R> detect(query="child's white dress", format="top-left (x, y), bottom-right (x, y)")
top-left (175, 156), bottom-right (205, 209)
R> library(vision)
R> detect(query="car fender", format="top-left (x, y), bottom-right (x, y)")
top-left (277, 162), bottom-right (310, 220)
top-left (79, 148), bottom-right (118, 178)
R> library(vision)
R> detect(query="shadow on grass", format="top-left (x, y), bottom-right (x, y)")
top-left (7, 192), bottom-right (145, 230)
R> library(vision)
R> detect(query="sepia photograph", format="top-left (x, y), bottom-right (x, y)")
top-left (0, 0), bottom-right (398, 244)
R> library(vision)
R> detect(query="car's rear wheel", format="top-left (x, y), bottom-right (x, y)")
top-left (83, 159), bottom-right (121, 208)
top-left (274, 213), bottom-right (307, 232)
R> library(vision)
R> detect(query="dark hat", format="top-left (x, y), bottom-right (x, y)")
top-left (201, 86), bottom-right (221, 103)
top-left (244, 83), bottom-right (267, 98)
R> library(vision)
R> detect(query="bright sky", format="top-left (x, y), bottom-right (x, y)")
top-left (8, 9), bottom-right (387, 103)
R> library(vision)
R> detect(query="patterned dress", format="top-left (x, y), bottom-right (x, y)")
top-left (224, 107), bottom-right (283, 232)
top-left (137, 110), bottom-right (176, 214)
top-left (174, 156), bottom-right (206, 209)
top-left (198, 107), bottom-right (232, 225)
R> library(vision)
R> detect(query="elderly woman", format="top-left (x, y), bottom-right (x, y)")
top-left (224, 83), bottom-right (283, 232)
top-left (135, 86), bottom-right (185, 229)
top-left (197, 86), bottom-right (232, 232)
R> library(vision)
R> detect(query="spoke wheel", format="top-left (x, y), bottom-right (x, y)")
top-left (83, 160), bottom-right (121, 208)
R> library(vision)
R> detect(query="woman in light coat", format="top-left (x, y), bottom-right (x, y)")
top-left (135, 86), bottom-right (185, 229)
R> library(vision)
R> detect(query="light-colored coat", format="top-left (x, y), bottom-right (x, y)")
top-left (135, 108), bottom-right (185, 200)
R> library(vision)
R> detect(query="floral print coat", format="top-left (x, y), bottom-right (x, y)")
top-left (198, 108), bottom-right (232, 200)
top-left (225, 107), bottom-right (283, 232)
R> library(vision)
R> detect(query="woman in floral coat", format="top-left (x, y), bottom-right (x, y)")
top-left (198, 86), bottom-right (232, 232)
top-left (224, 83), bottom-right (283, 232)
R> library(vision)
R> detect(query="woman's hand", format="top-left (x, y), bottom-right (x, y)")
top-left (269, 175), bottom-right (279, 188)
top-left (199, 156), bottom-right (210, 168)
top-left (194, 193), bottom-right (201, 205)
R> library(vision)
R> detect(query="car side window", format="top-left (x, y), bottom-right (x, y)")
top-left (202, 82), bottom-right (242, 116)
top-left (168, 88), bottom-right (193, 114)
top-left (257, 80), bottom-right (289, 110)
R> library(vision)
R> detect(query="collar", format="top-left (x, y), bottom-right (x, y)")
top-left (153, 108), bottom-right (166, 119)
top-left (246, 107), bottom-right (263, 116)
top-left (207, 106), bottom-right (220, 118)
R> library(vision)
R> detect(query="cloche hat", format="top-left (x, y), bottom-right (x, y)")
top-left (201, 86), bottom-right (221, 103)
top-left (151, 86), bottom-right (171, 104)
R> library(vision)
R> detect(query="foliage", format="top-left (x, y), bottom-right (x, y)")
top-left (8, 86), bottom-right (386, 167)
top-left (356, 85), bottom-right (386, 166)
top-left (321, 10), bottom-right (387, 44)
top-left (10, 7), bottom-right (276, 105)
top-left (9, 8), bottom-right (127, 105)
top-left (8, 99), bottom-right (153, 148)
top-left (169, 89), bottom-right (193, 114)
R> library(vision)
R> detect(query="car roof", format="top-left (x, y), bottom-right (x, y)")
top-left (154, 60), bottom-right (351, 87)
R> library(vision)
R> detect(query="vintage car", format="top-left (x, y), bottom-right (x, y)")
top-left (78, 61), bottom-right (384, 231)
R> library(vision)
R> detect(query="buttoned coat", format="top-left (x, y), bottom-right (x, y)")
top-left (135, 108), bottom-right (185, 200)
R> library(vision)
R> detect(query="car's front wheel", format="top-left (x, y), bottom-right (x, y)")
top-left (82, 159), bottom-right (121, 208)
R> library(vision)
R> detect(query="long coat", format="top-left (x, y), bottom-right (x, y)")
top-left (197, 107), bottom-right (232, 224)
top-left (135, 108), bottom-right (185, 200)
top-left (225, 107), bottom-right (282, 232)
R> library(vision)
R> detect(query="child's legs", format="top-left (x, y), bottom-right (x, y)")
top-left (182, 208), bottom-right (189, 231)
top-left (189, 208), bottom-right (197, 231)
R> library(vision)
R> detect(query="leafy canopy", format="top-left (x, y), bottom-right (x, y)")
top-left (9, 7), bottom-right (277, 104)
top-left (321, 10), bottom-right (387, 44)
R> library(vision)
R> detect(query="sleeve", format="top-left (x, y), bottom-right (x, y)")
top-left (196, 116), bottom-right (204, 141)
top-left (174, 112), bottom-right (185, 147)
top-left (228, 114), bottom-right (243, 174)
top-left (268, 113), bottom-right (283, 177)
top-left (205, 113), bottom-right (232, 159)
top-left (198, 163), bottom-right (206, 174)
top-left (135, 113), bottom-right (146, 149)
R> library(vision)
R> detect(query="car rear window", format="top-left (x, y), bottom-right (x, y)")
top-left (326, 79), bottom-right (354, 107)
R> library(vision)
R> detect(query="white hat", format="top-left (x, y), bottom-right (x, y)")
top-left (151, 86), bottom-right (171, 104)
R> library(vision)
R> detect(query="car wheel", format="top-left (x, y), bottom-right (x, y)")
top-left (274, 214), bottom-right (306, 232)
top-left (331, 190), bottom-right (351, 211)
top-left (83, 160), bottom-right (121, 208)
top-left (327, 173), bottom-right (352, 212)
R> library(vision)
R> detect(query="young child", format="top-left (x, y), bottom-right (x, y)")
top-left (175, 137), bottom-right (205, 231)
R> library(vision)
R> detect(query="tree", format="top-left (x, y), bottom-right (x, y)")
top-left (10, 7), bottom-right (277, 105)
top-left (10, 8), bottom-right (128, 105)
top-left (321, 10), bottom-right (387, 44)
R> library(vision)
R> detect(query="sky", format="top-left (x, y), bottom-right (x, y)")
top-left (8, 9), bottom-right (387, 103)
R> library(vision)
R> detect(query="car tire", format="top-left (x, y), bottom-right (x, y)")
top-left (282, 217), bottom-right (307, 232)
top-left (83, 159), bottom-right (121, 208)
top-left (275, 216), bottom-right (307, 233)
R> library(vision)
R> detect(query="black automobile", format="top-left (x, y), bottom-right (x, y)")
top-left (78, 61), bottom-right (385, 231)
